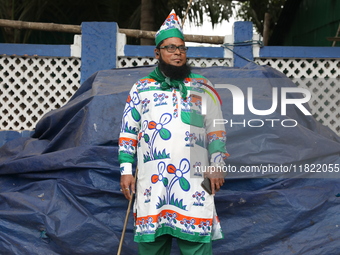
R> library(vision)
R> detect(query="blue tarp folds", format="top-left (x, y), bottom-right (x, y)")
top-left (0, 63), bottom-right (339, 255)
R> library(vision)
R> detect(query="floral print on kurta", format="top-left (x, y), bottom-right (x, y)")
top-left (118, 72), bottom-right (228, 243)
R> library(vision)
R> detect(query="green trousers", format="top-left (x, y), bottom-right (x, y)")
top-left (138, 234), bottom-right (213, 255)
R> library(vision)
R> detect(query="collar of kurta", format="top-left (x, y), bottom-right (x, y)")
top-left (148, 66), bottom-right (188, 99)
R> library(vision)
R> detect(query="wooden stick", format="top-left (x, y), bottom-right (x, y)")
top-left (327, 37), bottom-right (340, 42)
top-left (117, 168), bottom-right (138, 255)
top-left (0, 19), bottom-right (81, 33)
top-left (184, 33), bottom-right (224, 44)
top-left (0, 19), bottom-right (225, 44)
top-left (120, 28), bottom-right (224, 44)
top-left (332, 23), bottom-right (340, 47)
top-left (117, 191), bottom-right (134, 255)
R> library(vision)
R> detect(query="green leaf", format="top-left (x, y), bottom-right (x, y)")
top-left (179, 177), bottom-right (190, 191)
top-left (162, 177), bottom-right (168, 187)
top-left (131, 108), bottom-right (141, 121)
top-left (144, 134), bottom-right (150, 143)
top-left (159, 128), bottom-right (171, 140)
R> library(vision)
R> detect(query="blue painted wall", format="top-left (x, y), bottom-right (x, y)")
top-left (80, 22), bottom-right (118, 84)
top-left (233, 21), bottom-right (253, 67)
top-left (0, 44), bottom-right (71, 57)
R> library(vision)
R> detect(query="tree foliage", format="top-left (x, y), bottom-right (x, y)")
top-left (0, 0), bottom-right (286, 44)
top-left (236, 0), bottom-right (286, 36)
top-left (0, 0), bottom-right (139, 43)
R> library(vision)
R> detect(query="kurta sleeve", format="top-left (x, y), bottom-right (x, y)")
top-left (118, 83), bottom-right (141, 175)
top-left (203, 80), bottom-right (229, 166)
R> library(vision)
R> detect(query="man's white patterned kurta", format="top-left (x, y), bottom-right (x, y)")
top-left (119, 72), bottom-right (228, 243)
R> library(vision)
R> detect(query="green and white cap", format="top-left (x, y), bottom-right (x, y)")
top-left (155, 9), bottom-right (184, 46)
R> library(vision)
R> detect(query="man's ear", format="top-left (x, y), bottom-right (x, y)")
top-left (154, 48), bottom-right (160, 59)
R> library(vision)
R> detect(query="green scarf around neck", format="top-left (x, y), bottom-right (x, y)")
top-left (148, 66), bottom-right (188, 99)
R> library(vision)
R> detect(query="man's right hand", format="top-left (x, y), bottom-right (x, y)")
top-left (120, 174), bottom-right (136, 200)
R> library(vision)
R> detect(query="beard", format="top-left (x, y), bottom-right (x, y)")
top-left (158, 57), bottom-right (191, 80)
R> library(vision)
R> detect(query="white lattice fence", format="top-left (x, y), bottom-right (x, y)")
top-left (256, 58), bottom-right (339, 79)
top-left (0, 55), bottom-right (81, 130)
top-left (0, 55), bottom-right (231, 131)
top-left (1, 54), bottom-right (339, 135)
top-left (256, 58), bottom-right (340, 135)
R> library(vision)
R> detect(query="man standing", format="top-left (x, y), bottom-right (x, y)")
top-left (118, 10), bottom-right (228, 255)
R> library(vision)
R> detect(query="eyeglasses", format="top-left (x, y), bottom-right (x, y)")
top-left (158, 44), bottom-right (188, 53)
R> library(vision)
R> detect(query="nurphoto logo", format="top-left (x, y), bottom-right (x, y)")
top-left (211, 84), bottom-right (312, 128)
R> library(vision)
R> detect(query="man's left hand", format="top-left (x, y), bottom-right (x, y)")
top-left (210, 177), bottom-right (225, 195)
top-left (206, 165), bottom-right (225, 195)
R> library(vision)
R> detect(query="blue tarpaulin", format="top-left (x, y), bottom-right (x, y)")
top-left (0, 63), bottom-right (340, 254)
